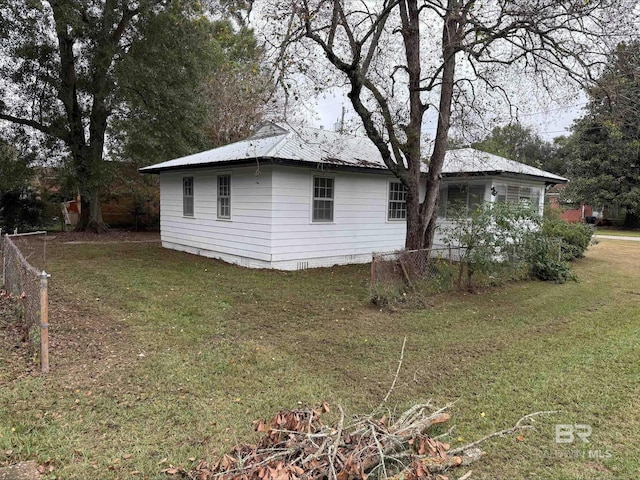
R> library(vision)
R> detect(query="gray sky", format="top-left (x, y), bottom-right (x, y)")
top-left (313, 89), bottom-right (586, 142)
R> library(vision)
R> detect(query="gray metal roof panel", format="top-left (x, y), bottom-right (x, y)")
top-left (140, 123), bottom-right (567, 183)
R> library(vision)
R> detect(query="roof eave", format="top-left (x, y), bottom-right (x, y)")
top-left (140, 160), bottom-right (568, 184)
top-left (441, 170), bottom-right (567, 184)
top-left (139, 157), bottom-right (390, 175)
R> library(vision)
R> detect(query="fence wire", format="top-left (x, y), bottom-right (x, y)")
top-left (1, 231), bottom-right (50, 372)
top-left (371, 248), bottom-right (464, 304)
top-left (370, 240), bottom-right (561, 305)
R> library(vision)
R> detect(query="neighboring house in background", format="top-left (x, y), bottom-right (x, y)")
top-left (140, 123), bottom-right (567, 270)
top-left (61, 162), bottom-right (160, 230)
top-left (546, 184), bottom-right (597, 223)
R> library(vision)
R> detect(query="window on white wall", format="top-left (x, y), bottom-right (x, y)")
top-left (438, 183), bottom-right (485, 217)
top-left (183, 176), bottom-right (194, 217)
top-left (388, 181), bottom-right (407, 220)
top-left (217, 174), bottom-right (231, 219)
top-left (312, 176), bottom-right (334, 222)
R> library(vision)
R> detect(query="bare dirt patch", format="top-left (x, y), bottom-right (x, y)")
top-left (0, 461), bottom-right (41, 480)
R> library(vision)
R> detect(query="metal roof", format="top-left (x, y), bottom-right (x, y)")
top-left (140, 123), bottom-right (567, 183)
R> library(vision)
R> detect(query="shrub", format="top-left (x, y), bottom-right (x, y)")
top-left (0, 191), bottom-right (45, 232)
top-left (527, 236), bottom-right (574, 283)
top-left (541, 217), bottom-right (594, 261)
top-left (439, 201), bottom-right (541, 289)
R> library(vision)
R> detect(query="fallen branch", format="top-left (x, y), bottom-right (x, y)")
top-left (382, 337), bottom-right (407, 404)
top-left (449, 410), bottom-right (558, 455)
top-left (183, 404), bottom-right (552, 480)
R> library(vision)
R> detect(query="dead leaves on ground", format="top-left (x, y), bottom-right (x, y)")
top-left (179, 404), bottom-right (476, 480)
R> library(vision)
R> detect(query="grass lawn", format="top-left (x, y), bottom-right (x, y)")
top-left (1, 235), bottom-right (639, 479)
top-left (595, 227), bottom-right (640, 237)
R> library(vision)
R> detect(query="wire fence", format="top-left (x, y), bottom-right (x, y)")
top-left (370, 248), bottom-right (464, 305)
top-left (370, 241), bottom-right (562, 305)
top-left (1, 230), bottom-right (50, 372)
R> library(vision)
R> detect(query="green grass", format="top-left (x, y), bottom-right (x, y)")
top-left (595, 227), bottom-right (640, 237)
top-left (1, 238), bottom-right (639, 479)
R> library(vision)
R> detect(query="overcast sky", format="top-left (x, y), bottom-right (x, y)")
top-left (311, 89), bottom-right (586, 142)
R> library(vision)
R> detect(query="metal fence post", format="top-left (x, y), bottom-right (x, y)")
top-left (40, 270), bottom-right (50, 373)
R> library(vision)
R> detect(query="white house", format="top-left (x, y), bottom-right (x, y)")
top-left (140, 123), bottom-right (567, 270)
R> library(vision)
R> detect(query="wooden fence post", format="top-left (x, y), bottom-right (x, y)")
top-left (40, 270), bottom-right (49, 373)
top-left (1, 232), bottom-right (5, 288)
top-left (370, 254), bottom-right (376, 297)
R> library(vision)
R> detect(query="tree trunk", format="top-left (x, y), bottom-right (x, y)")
top-left (76, 191), bottom-right (108, 233)
top-left (405, 176), bottom-right (427, 250)
top-left (424, 203), bottom-right (439, 250)
top-left (416, 0), bottom-right (459, 250)
top-left (400, 0), bottom-right (427, 251)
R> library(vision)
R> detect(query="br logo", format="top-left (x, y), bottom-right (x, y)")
top-left (555, 424), bottom-right (592, 444)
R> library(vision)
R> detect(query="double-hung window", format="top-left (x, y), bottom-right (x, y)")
top-left (183, 176), bottom-right (194, 217)
top-left (217, 174), bottom-right (231, 219)
top-left (312, 176), bottom-right (334, 222)
top-left (388, 181), bottom-right (407, 221)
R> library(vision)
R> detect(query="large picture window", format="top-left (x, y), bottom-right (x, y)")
top-left (388, 181), bottom-right (407, 220)
top-left (312, 176), bottom-right (334, 222)
top-left (438, 183), bottom-right (485, 218)
top-left (183, 176), bottom-right (194, 217)
top-left (217, 175), bottom-right (231, 219)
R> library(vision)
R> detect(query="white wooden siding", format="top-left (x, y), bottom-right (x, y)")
top-left (270, 168), bottom-right (406, 262)
top-left (159, 165), bottom-right (549, 270)
top-left (160, 166), bottom-right (273, 262)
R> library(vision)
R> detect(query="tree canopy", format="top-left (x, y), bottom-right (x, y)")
top-left (0, 0), bottom-right (265, 231)
top-left (265, 0), bottom-right (635, 249)
top-left (564, 41), bottom-right (640, 227)
top-left (0, 138), bottom-right (43, 232)
top-left (473, 123), bottom-right (566, 175)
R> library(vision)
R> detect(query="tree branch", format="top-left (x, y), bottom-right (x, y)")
top-left (0, 113), bottom-right (65, 140)
top-left (449, 410), bottom-right (558, 455)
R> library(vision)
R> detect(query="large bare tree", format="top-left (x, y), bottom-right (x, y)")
top-left (264, 0), bottom-right (636, 249)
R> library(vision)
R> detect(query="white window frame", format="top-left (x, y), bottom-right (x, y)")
top-left (183, 176), bottom-right (194, 217)
top-left (217, 174), bottom-right (231, 220)
top-left (311, 176), bottom-right (335, 223)
top-left (387, 180), bottom-right (407, 221)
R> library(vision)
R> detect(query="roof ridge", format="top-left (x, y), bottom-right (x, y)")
top-left (264, 128), bottom-right (298, 157)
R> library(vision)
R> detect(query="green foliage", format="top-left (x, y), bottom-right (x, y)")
top-left (473, 123), bottom-right (565, 175)
top-left (0, 140), bottom-right (44, 232)
top-left (0, 141), bottom-right (30, 193)
top-left (440, 201), bottom-right (542, 288)
top-left (0, 0), bottom-right (264, 229)
top-left (0, 191), bottom-right (44, 232)
top-left (112, 13), bottom-right (262, 165)
top-left (564, 41), bottom-right (640, 227)
top-left (541, 216), bottom-right (594, 261)
top-left (527, 216), bottom-right (592, 283)
top-left (440, 202), bottom-right (590, 285)
top-left (527, 236), bottom-right (574, 284)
